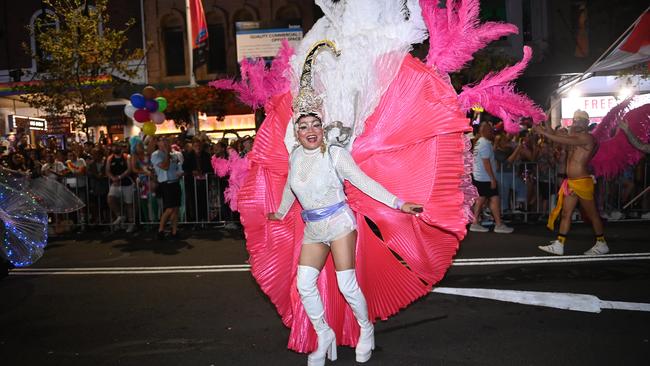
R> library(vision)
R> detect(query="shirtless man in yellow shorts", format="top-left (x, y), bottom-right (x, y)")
top-left (533, 110), bottom-right (609, 255)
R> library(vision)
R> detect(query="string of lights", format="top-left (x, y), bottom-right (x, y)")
top-left (0, 180), bottom-right (48, 268)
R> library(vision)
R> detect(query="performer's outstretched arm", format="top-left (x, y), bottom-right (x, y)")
top-left (272, 180), bottom-right (295, 220)
top-left (620, 120), bottom-right (650, 153)
top-left (330, 146), bottom-right (422, 214)
top-left (533, 125), bottom-right (593, 146)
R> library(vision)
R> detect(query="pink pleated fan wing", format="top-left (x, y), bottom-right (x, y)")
top-left (239, 55), bottom-right (476, 353)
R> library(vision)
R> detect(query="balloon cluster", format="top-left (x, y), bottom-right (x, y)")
top-left (124, 86), bottom-right (168, 136)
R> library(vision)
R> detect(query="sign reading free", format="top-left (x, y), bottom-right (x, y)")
top-left (561, 93), bottom-right (650, 119)
top-left (235, 21), bottom-right (303, 62)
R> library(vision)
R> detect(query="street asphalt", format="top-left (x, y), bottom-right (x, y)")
top-left (1, 221), bottom-right (649, 365)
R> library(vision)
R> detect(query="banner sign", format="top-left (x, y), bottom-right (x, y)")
top-left (189, 0), bottom-right (209, 69)
top-left (235, 21), bottom-right (302, 62)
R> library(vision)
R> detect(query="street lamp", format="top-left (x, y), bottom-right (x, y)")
top-left (568, 88), bottom-right (581, 99)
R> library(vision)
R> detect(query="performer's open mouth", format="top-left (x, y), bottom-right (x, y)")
top-left (306, 135), bottom-right (318, 143)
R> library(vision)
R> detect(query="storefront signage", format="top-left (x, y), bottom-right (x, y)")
top-left (109, 124), bottom-right (125, 135)
top-left (8, 115), bottom-right (47, 131)
top-left (46, 116), bottom-right (73, 135)
top-left (29, 119), bottom-right (46, 131)
top-left (201, 113), bottom-right (255, 132)
top-left (561, 93), bottom-right (650, 119)
top-left (235, 21), bottom-right (302, 62)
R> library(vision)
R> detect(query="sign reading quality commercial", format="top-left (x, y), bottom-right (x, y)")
top-left (235, 22), bottom-right (303, 62)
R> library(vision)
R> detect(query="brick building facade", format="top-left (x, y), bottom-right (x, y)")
top-left (143, 0), bottom-right (317, 85)
top-left (0, 0), bottom-right (144, 83)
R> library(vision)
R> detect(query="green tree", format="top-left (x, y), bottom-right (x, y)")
top-left (19, 0), bottom-right (143, 130)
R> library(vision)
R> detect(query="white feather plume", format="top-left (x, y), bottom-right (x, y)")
top-left (285, 0), bottom-right (428, 151)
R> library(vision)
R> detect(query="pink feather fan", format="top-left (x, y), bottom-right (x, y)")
top-left (420, 0), bottom-right (518, 74)
top-left (209, 39), bottom-right (295, 109)
top-left (457, 46), bottom-right (546, 133)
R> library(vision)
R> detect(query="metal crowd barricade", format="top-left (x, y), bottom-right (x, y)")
top-left (49, 174), bottom-right (91, 233)
top-left (496, 161), bottom-right (555, 223)
top-left (49, 174), bottom-right (132, 231)
top-left (53, 157), bottom-right (649, 230)
top-left (596, 160), bottom-right (650, 219)
top-left (135, 173), bottom-right (237, 227)
top-left (50, 171), bottom-right (240, 231)
top-left (494, 160), bottom-right (650, 223)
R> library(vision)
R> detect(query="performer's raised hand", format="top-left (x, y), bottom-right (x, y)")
top-left (401, 202), bottom-right (424, 216)
top-left (267, 213), bottom-right (282, 221)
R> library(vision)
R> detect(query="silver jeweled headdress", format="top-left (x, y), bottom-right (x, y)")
top-left (293, 40), bottom-right (340, 119)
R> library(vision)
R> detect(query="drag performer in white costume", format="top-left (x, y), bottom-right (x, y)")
top-left (230, 0), bottom-right (545, 364)
top-left (268, 42), bottom-right (423, 365)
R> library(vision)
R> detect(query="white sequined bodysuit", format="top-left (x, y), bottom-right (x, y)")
top-left (277, 145), bottom-right (399, 244)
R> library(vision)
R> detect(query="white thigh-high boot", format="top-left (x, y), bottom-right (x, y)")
top-left (336, 269), bottom-right (374, 363)
top-left (297, 265), bottom-right (337, 366)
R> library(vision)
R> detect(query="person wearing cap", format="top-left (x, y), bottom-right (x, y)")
top-left (533, 110), bottom-right (608, 255)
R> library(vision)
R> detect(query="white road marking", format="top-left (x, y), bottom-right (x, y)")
top-left (452, 254), bottom-right (650, 266)
top-left (10, 257), bottom-right (650, 313)
top-left (11, 264), bottom-right (250, 271)
top-left (9, 267), bottom-right (250, 276)
top-left (9, 252), bottom-right (650, 275)
top-left (454, 252), bottom-right (650, 262)
top-left (432, 287), bottom-right (650, 313)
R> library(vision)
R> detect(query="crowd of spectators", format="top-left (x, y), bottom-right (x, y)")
top-left (2, 115), bottom-right (648, 236)
top-left (469, 118), bottom-right (650, 230)
top-left (0, 128), bottom-right (254, 236)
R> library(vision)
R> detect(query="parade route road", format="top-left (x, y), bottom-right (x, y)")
top-left (1, 222), bottom-right (648, 365)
